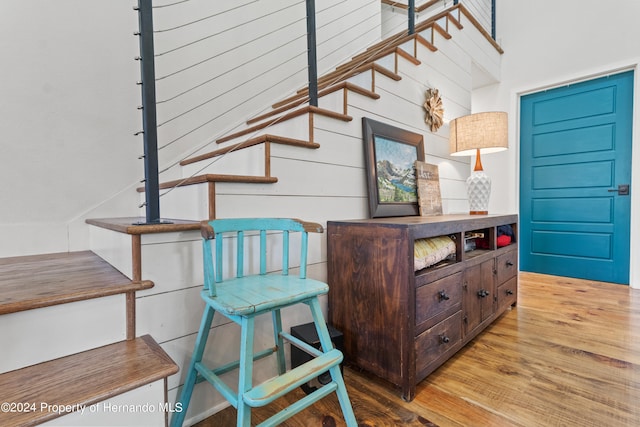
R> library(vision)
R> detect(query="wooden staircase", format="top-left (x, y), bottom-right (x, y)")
top-left (0, 251), bottom-right (179, 426)
top-left (149, 4), bottom-right (500, 223)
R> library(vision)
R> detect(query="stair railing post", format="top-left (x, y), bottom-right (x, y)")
top-left (136, 0), bottom-right (161, 223)
top-left (491, 0), bottom-right (496, 39)
top-left (306, 0), bottom-right (318, 107)
top-left (408, 0), bottom-right (415, 35)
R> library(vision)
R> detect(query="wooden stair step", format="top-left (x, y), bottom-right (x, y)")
top-left (85, 217), bottom-right (201, 236)
top-left (137, 174), bottom-right (278, 193)
top-left (0, 251), bottom-right (153, 315)
top-left (216, 105), bottom-right (352, 144)
top-left (342, 42), bottom-right (416, 71)
top-left (0, 335), bottom-right (178, 426)
top-left (255, 82), bottom-right (379, 124)
top-left (299, 63), bottom-right (400, 98)
top-left (180, 134), bottom-right (320, 167)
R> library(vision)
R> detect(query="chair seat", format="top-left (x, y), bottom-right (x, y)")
top-left (203, 274), bottom-right (329, 316)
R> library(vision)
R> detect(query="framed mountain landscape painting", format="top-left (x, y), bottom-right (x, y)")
top-left (362, 118), bottom-right (425, 218)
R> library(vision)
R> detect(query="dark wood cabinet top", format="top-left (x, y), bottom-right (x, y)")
top-left (328, 214), bottom-right (518, 237)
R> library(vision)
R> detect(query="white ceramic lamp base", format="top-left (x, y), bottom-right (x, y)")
top-left (466, 170), bottom-right (491, 215)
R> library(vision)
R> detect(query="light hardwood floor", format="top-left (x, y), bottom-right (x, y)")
top-left (196, 272), bottom-right (640, 426)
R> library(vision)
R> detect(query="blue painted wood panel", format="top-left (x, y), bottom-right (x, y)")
top-left (520, 70), bottom-right (633, 284)
top-left (532, 198), bottom-right (613, 223)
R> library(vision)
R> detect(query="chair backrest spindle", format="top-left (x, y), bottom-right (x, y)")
top-left (203, 234), bottom-right (215, 296)
top-left (260, 229), bottom-right (267, 275)
top-left (282, 230), bottom-right (290, 275)
top-left (214, 230), bottom-right (224, 285)
top-left (236, 230), bottom-right (245, 278)
top-left (200, 218), bottom-right (324, 298)
top-left (300, 231), bottom-right (308, 279)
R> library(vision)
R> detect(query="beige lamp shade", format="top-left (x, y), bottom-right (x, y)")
top-left (449, 111), bottom-right (508, 215)
top-left (449, 111), bottom-right (508, 156)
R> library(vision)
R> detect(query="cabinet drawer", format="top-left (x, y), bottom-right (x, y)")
top-left (497, 276), bottom-right (517, 313)
top-left (416, 272), bottom-right (462, 329)
top-left (496, 250), bottom-right (517, 284)
top-left (415, 311), bottom-right (462, 374)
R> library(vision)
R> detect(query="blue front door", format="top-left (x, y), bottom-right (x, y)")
top-left (520, 71), bottom-right (634, 284)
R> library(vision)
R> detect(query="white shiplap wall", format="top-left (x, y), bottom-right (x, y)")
top-left (152, 0), bottom-right (382, 179)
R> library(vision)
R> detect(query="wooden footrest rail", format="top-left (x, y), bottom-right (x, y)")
top-left (244, 349), bottom-right (343, 407)
top-left (0, 335), bottom-right (178, 426)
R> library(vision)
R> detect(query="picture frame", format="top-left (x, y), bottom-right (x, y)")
top-left (415, 161), bottom-right (443, 216)
top-left (362, 118), bottom-right (425, 218)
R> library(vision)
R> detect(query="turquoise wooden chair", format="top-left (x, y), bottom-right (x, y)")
top-left (171, 218), bottom-right (357, 427)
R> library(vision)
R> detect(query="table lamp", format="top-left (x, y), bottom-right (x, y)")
top-left (449, 112), bottom-right (508, 215)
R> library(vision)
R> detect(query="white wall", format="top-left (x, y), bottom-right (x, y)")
top-left (0, 0), bottom-right (381, 258)
top-left (474, 0), bottom-right (640, 287)
top-left (153, 0), bottom-right (382, 174)
top-left (0, 1), bottom-right (142, 257)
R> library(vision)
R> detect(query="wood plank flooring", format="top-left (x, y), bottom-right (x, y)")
top-left (195, 272), bottom-right (640, 426)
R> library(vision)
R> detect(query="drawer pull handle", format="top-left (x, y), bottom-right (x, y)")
top-left (439, 334), bottom-right (450, 344)
top-left (438, 290), bottom-right (450, 301)
top-left (506, 289), bottom-right (514, 295)
top-left (506, 261), bottom-right (514, 267)
top-left (477, 289), bottom-right (490, 298)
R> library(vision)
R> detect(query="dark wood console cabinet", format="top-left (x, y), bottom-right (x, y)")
top-left (327, 214), bottom-right (518, 401)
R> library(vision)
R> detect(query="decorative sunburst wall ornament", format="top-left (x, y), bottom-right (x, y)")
top-left (423, 88), bottom-right (444, 132)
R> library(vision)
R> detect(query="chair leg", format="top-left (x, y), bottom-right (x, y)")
top-left (171, 305), bottom-right (215, 427)
top-left (308, 298), bottom-right (358, 427)
top-left (272, 309), bottom-right (286, 375)
top-left (237, 315), bottom-right (255, 427)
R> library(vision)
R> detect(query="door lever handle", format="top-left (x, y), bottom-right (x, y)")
top-left (608, 184), bottom-right (629, 195)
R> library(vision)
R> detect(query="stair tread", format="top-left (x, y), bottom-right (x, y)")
top-left (137, 174), bottom-right (278, 193)
top-left (0, 251), bottom-right (154, 315)
top-left (180, 134), bottom-right (320, 166)
top-left (0, 335), bottom-right (178, 426)
top-left (86, 217), bottom-right (201, 235)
